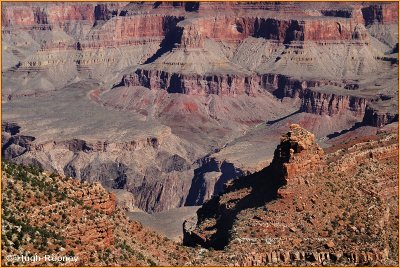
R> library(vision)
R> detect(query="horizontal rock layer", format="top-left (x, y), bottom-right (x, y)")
top-left (300, 89), bottom-right (368, 116)
top-left (122, 69), bottom-right (261, 96)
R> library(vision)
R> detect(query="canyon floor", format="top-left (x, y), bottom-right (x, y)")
top-left (1, 1), bottom-right (399, 266)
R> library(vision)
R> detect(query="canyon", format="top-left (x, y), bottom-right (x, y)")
top-left (1, 1), bottom-right (398, 266)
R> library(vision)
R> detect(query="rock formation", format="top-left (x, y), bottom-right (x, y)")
top-left (363, 102), bottom-right (399, 127)
top-left (1, 0), bottom-right (398, 227)
top-left (300, 89), bottom-right (368, 116)
top-left (1, 121), bottom-right (196, 213)
top-left (183, 125), bottom-right (398, 266)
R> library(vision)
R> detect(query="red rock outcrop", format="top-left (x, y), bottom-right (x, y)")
top-left (177, 20), bottom-right (205, 49)
top-left (272, 124), bottom-right (324, 187)
top-left (184, 125), bottom-right (398, 266)
top-left (184, 124), bottom-right (323, 249)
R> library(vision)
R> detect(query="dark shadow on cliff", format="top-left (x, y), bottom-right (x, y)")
top-left (185, 161), bottom-right (246, 206)
top-left (194, 163), bottom-right (285, 250)
top-left (143, 17), bottom-right (184, 64)
top-left (185, 158), bottom-right (220, 206)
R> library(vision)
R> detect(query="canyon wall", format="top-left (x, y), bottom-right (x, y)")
top-left (362, 3), bottom-right (399, 25)
top-left (363, 104), bottom-right (399, 127)
top-left (122, 70), bottom-right (261, 96)
top-left (300, 90), bottom-right (368, 116)
top-left (1, 122), bottom-right (195, 213)
top-left (2, 3), bottom-right (96, 29)
top-left (2, 1), bottom-right (398, 218)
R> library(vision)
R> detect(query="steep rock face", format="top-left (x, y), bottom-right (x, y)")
top-left (183, 124), bottom-right (324, 249)
top-left (362, 3), bottom-right (399, 26)
top-left (303, 19), bottom-right (367, 41)
top-left (261, 74), bottom-right (362, 99)
top-left (71, 14), bottom-right (183, 58)
top-left (2, 122), bottom-right (35, 160)
top-left (185, 156), bottom-right (247, 206)
top-left (84, 15), bottom-right (182, 45)
top-left (2, 128), bottom-right (167, 157)
top-left (271, 124), bottom-right (324, 185)
top-left (45, 4), bottom-right (96, 25)
top-left (254, 17), bottom-right (367, 42)
top-left (2, 5), bottom-right (45, 28)
top-left (181, 17), bottom-right (306, 43)
top-left (261, 73), bottom-right (312, 98)
top-left (129, 169), bottom-right (193, 212)
top-left (202, 16), bottom-right (256, 42)
top-left (300, 89), bottom-right (368, 116)
top-left (93, 3), bottom-right (126, 21)
top-left (122, 69), bottom-right (261, 96)
top-left (189, 16), bottom-right (367, 43)
top-left (363, 104), bottom-right (399, 127)
top-left (177, 19), bottom-right (205, 49)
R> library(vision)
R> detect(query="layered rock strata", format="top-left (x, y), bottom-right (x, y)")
top-left (1, 122), bottom-right (195, 213)
top-left (300, 89), bottom-right (368, 116)
top-left (1, 1), bottom-right (398, 219)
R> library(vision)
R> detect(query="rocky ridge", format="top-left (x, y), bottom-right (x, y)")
top-left (183, 125), bottom-right (398, 266)
top-left (1, 162), bottom-right (193, 266)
